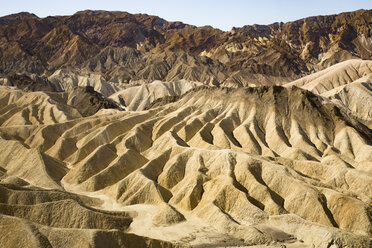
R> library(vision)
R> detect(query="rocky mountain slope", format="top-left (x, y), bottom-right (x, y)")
top-left (0, 62), bottom-right (372, 246)
top-left (286, 59), bottom-right (372, 126)
top-left (0, 9), bottom-right (371, 86)
top-left (0, 8), bottom-right (371, 248)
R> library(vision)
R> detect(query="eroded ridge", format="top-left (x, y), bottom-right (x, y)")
top-left (0, 85), bottom-right (371, 247)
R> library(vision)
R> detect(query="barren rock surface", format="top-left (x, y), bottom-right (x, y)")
top-left (0, 75), bottom-right (371, 247)
top-left (0, 8), bottom-right (371, 248)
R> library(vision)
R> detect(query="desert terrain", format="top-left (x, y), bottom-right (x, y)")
top-left (0, 9), bottom-right (371, 248)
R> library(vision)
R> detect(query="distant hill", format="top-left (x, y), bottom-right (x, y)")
top-left (0, 9), bottom-right (371, 86)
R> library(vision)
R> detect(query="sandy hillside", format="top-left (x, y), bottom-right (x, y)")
top-left (286, 59), bottom-right (372, 126)
top-left (0, 8), bottom-right (371, 248)
top-left (0, 76), bottom-right (371, 247)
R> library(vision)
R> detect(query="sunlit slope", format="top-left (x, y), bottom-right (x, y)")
top-left (0, 85), bottom-right (371, 247)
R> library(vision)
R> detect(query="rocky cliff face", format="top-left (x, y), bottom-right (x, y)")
top-left (0, 9), bottom-right (371, 85)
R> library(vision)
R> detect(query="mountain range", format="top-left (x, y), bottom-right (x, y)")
top-left (0, 9), bottom-right (371, 248)
top-left (0, 9), bottom-right (371, 85)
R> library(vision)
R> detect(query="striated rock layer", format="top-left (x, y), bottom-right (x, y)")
top-left (0, 9), bottom-right (371, 86)
top-left (0, 80), bottom-right (371, 247)
top-left (0, 7), bottom-right (372, 248)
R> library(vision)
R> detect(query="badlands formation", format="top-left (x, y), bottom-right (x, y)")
top-left (0, 9), bottom-right (371, 248)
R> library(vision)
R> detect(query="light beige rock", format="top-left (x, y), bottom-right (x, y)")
top-left (0, 75), bottom-right (371, 247)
